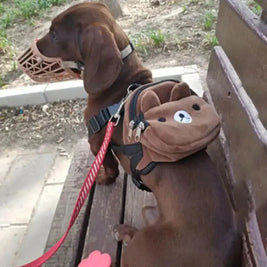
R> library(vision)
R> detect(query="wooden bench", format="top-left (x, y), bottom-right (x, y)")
top-left (44, 0), bottom-right (267, 266)
top-left (206, 0), bottom-right (267, 265)
top-left (44, 139), bottom-right (156, 266)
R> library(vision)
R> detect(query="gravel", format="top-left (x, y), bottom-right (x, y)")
top-left (0, 99), bottom-right (87, 152)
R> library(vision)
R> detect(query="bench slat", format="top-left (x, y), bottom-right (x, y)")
top-left (44, 139), bottom-right (93, 267)
top-left (216, 0), bottom-right (267, 127)
top-left (124, 176), bottom-right (157, 230)
top-left (207, 46), bottom-right (267, 244)
top-left (81, 169), bottom-right (126, 266)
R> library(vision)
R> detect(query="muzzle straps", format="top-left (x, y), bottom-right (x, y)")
top-left (18, 41), bottom-right (134, 83)
top-left (17, 40), bottom-right (83, 83)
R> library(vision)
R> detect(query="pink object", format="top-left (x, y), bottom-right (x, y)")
top-left (78, 251), bottom-right (112, 267)
top-left (21, 122), bottom-right (115, 267)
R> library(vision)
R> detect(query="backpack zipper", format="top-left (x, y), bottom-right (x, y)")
top-left (135, 121), bottom-right (145, 142)
top-left (128, 120), bottom-right (135, 140)
top-left (128, 79), bottom-right (180, 142)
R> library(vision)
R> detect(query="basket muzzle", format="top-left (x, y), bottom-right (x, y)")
top-left (17, 41), bottom-right (83, 83)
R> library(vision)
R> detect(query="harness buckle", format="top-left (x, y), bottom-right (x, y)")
top-left (109, 86), bottom-right (134, 126)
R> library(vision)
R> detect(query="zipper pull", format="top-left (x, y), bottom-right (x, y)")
top-left (135, 121), bottom-right (145, 142)
top-left (128, 120), bottom-right (135, 140)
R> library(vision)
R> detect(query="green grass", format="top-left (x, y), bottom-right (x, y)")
top-left (150, 29), bottom-right (165, 47)
top-left (202, 33), bottom-right (218, 48)
top-left (13, 0), bottom-right (68, 19)
top-left (1, 10), bottom-right (17, 28)
top-left (129, 29), bottom-right (166, 56)
top-left (0, 0), bottom-right (68, 26)
top-left (0, 0), bottom-right (68, 57)
top-left (202, 11), bottom-right (216, 31)
top-left (0, 36), bottom-right (12, 55)
top-left (248, 1), bottom-right (262, 16)
top-left (0, 3), bottom-right (4, 13)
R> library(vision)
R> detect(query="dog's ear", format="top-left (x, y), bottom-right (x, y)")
top-left (141, 91), bottom-right (161, 113)
top-left (80, 24), bottom-right (123, 94)
top-left (170, 82), bottom-right (191, 101)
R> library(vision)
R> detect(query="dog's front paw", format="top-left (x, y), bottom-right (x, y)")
top-left (113, 224), bottom-right (138, 246)
top-left (95, 166), bottom-right (119, 185)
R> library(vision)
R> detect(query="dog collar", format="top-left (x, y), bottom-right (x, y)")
top-left (61, 42), bottom-right (134, 79)
top-left (120, 42), bottom-right (134, 60)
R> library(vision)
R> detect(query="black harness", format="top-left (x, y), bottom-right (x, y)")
top-left (87, 84), bottom-right (153, 192)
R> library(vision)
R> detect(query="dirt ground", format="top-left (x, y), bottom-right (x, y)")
top-left (0, 0), bottom-right (219, 152)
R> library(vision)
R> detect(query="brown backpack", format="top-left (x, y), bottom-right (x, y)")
top-left (119, 80), bottom-right (221, 172)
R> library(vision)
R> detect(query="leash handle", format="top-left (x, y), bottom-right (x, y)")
top-left (21, 121), bottom-right (115, 267)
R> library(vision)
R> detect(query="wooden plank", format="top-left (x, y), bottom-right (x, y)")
top-left (44, 139), bottom-right (93, 267)
top-left (216, 0), bottom-right (267, 126)
top-left (81, 168), bottom-right (126, 267)
top-left (124, 176), bottom-right (157, 230)
top-left (206, 46), bottom-right (267, 244)
top-left (206, 132), bottom-right (237, 212)
top-left (242, 208), bottom-right (267, 267)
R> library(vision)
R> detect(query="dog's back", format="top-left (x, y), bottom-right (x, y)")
top-left (120, 150), bottom-right (242, 267)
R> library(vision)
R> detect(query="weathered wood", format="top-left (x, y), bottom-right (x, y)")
top-left (216, 0), bottom-right (267, 127)
top-left (206, 132), bottom-right (237, 212)
top-left (44, 139), bottom-right (93, 267)
top-left (81, 168), bottom-right (126, 267)
top-left (124, 176), bottom-right (157, 230)
top-left (242, 208), bottom-right (267, 267)
top-left (207, 46), bottom-right (267, 244)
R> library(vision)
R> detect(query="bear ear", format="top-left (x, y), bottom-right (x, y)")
top-left (141, 91), bottom-right (161, 113)
top-left (170, 82), bottom-right (191, 101)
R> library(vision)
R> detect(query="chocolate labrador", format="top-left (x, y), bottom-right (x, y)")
top-left (36, 2), bottom-right (242, 266)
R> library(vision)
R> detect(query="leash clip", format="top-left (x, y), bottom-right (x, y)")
top-left (110, 85), bottom-right (134, 126)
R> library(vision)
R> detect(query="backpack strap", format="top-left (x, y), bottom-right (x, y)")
top-left (111, 143), bottom-right (157, 192)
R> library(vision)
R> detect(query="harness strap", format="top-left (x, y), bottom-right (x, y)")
top-left (111, 143), bottom-right (156, 192)
top-left (88, 102), bottom-right (122, 137)
top-left (87, 83), bottom-right (140, 138)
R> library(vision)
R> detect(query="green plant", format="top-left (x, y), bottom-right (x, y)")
top-left (0, 74), bottom-right (4, 87)
top-left (15, 0), bottom-right (39, 19)
top-left (248, 1), bottom-right (262, 16)
top-left (202, 11), bottom-right (216, 31)
top-left (129, 32), bottom-right (150, 56)
top-left (0, 3), bottom-right (4, 13)
top-left (202, 33), bottom-right (218, 48)
top-left (37, 0), bottom-right (52, 9)
top-left (150, 29), bottom-right (165, 47)
top-left (50, 0), bottom-right (68, 5)
top-left (1, 10), bottom-right (16, 28)
top-left (0, 26), bottom-right (7, 38)
top-left (0, 36), bottom-right (10, 54)
top-left (129, 29), bottom-right (166, 57)
top-left (204, 0), bottom-right (214, 8)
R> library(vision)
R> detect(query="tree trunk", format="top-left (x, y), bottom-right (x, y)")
top-left (96, 0), bottom-right (123, 19)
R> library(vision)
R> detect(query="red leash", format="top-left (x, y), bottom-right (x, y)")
top-left (21, 121), bottom-right (115, 267)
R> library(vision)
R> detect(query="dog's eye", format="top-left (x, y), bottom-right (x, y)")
top-left (51, 31), bottom-right (58, 41)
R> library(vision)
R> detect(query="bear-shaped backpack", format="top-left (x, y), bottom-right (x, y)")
top-left (121, 80), bottom-right (221, 171)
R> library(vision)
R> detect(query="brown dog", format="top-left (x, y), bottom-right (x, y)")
top-left (37, 2), bottom-right (152, 184)
top-left (37, 2), bottom-right (242, 266)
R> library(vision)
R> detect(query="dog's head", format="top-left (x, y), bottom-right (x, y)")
top-left (37, 2), bottom-right (127, 93)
